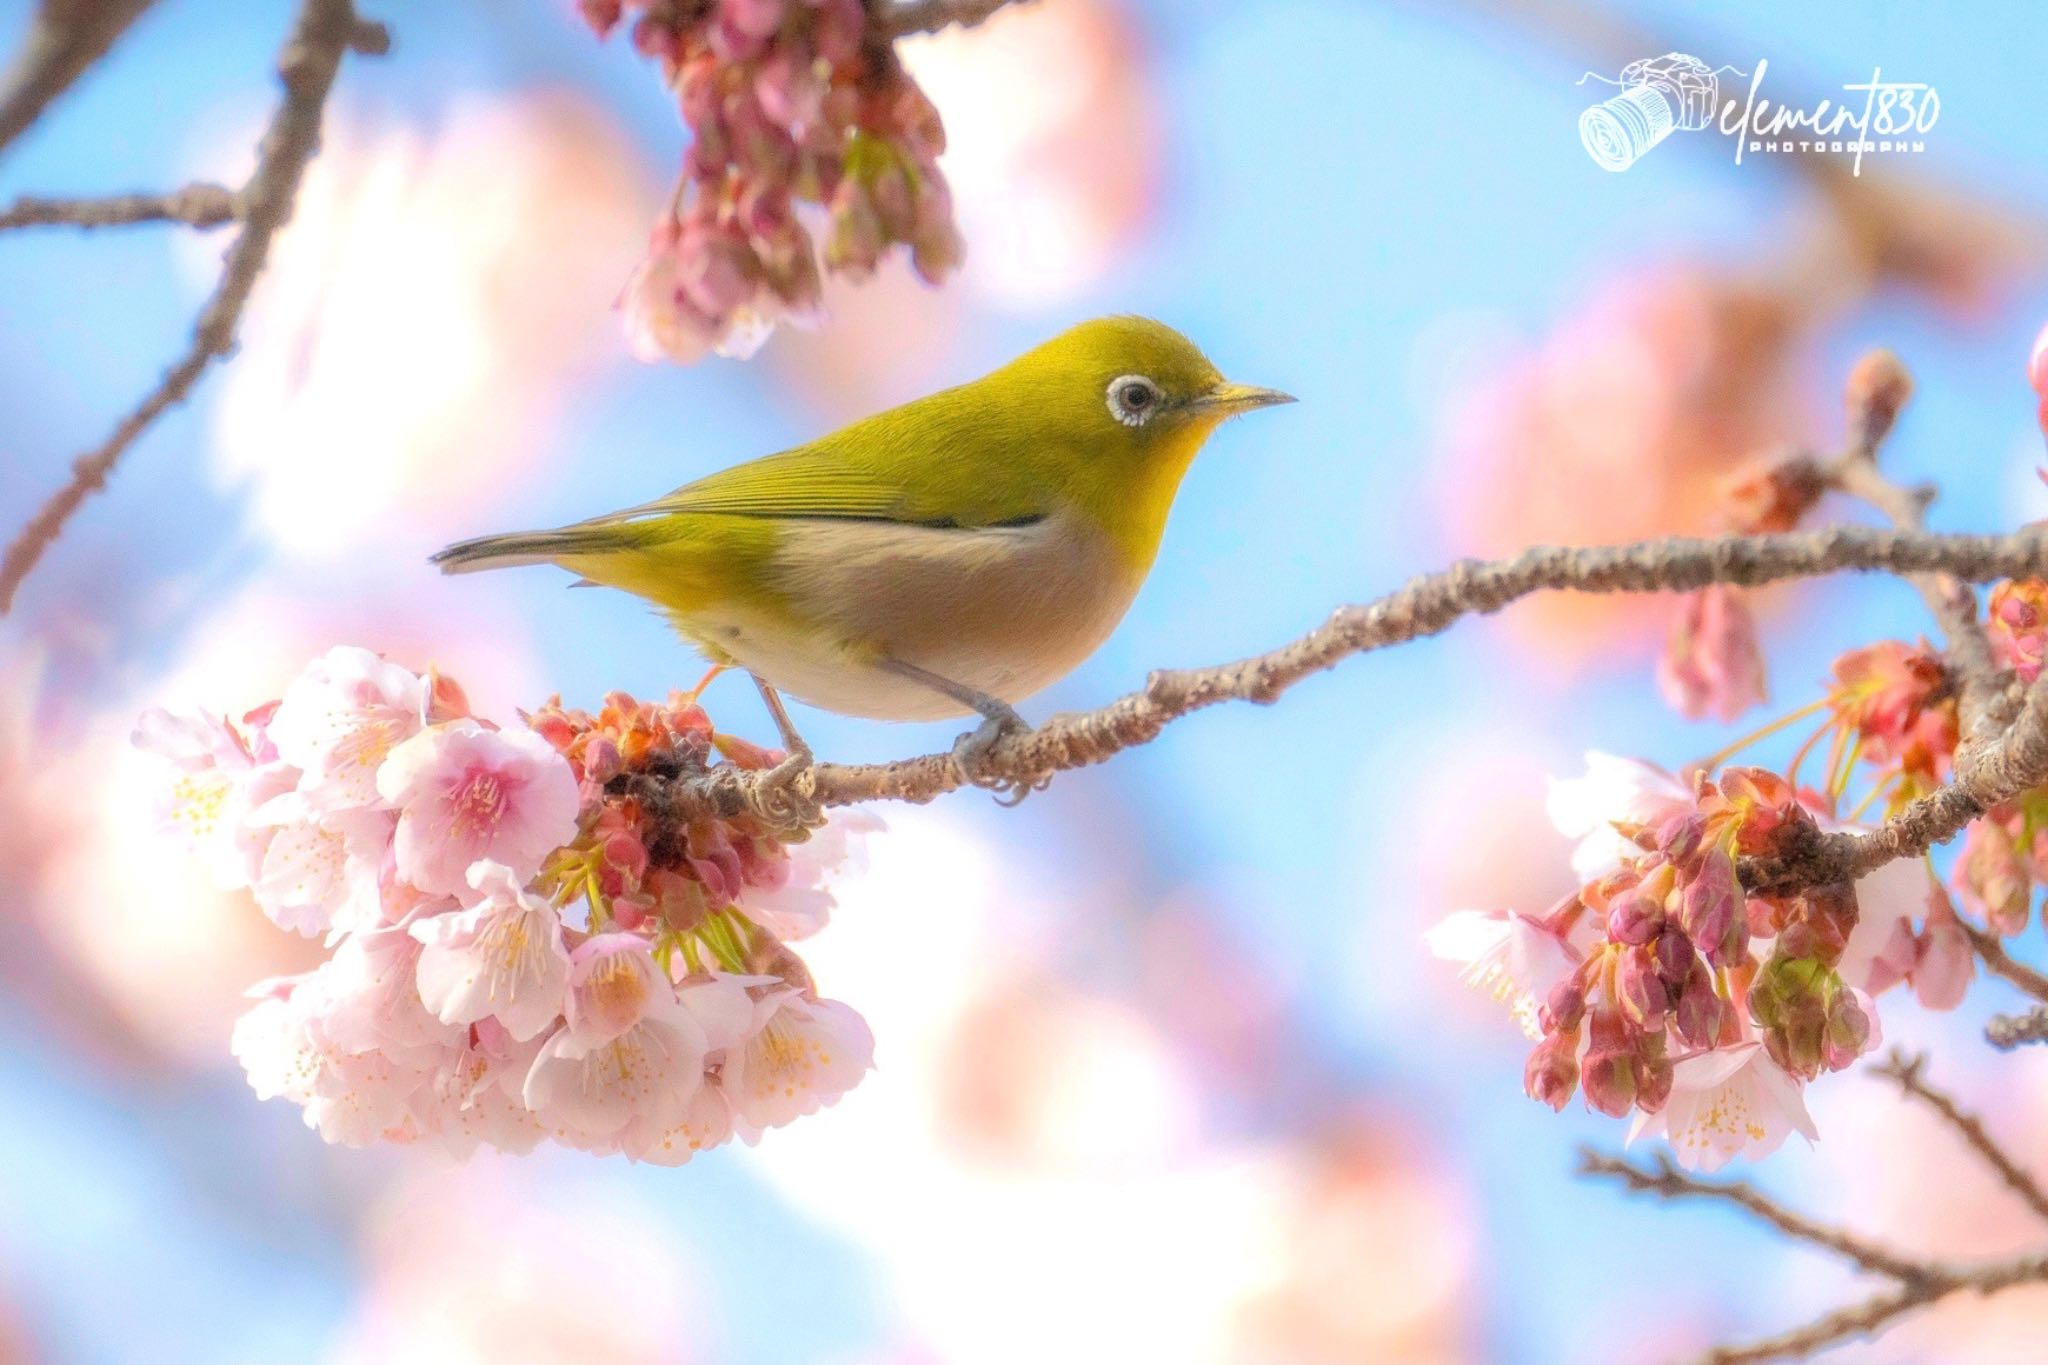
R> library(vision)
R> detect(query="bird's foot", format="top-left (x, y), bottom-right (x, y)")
top-left (949, 704), bottom-right (1047, 806)
top-left (749, 742), bottom-right (824, 831)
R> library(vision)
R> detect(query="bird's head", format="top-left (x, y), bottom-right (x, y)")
top-left (1000, 315), bottom-right (1295, 466)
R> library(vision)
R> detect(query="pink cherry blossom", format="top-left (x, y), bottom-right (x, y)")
top-left (411, 861), bottom-right (571, 1041)
top-left (411, 1017), bottom-right (547, 1157)
top-left (1545, 752), bottom-right (1693, 882)
top-left (616, 972), bottom-right (757, 1162)
top-left (132, 707), bottom-right (295, 891)
top-left (1657, 585), bottom-right (1768, 723)
top-left (1424, 909), bottom-right (1578, 1040)
top-left (232, 975), bottom-right (444, 1147)
top-left (245, 790), bottom-right (394, 936)
top-left (742, 809), bottom-right (883, 941)
top-left (268, 646), bottom-right (425, 812)
top-left (725, 988), bottom-right (874, 1137)
top-left (524, 937), bottom-right (710, 1145)
top-left (376, 719), bottom-right (579, 896)
top-left (1627, 1041), bottom-right (1817, 1172)
top-left (312, 921), bottom-right (465, 1064)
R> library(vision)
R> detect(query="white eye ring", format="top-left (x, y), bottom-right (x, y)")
top-left (1106, 374), bottom-right (1162, 427)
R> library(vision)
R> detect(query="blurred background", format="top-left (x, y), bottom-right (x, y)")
top-left (4, 0), bottom-right (2048, 1360)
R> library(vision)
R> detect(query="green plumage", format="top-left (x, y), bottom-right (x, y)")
top-left (432, 316), bottom-right (1291, 721)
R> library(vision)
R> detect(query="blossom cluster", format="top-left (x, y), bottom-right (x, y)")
top-left (1432, 753), bottom-right (1968, 1171)
top-left (136, 646), bottom-right (875, 1161)
top-left (584, 0), bottom-right (964, 362)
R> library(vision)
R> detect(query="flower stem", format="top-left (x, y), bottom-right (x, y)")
top-left (1696, 699), bottom-right (1830, 774)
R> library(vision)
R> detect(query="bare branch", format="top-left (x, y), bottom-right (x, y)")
top-left (1871, 1050), bottom-right (2048, 1224)
top-left (643, 526), bottom-right (2048, 829)
top-left (1695, 1282), bottom-right (1950, 1365)
top-left (872, 0), bottom-right (1028, 38)
top-left (0, 0), bottom-right (389, 615)
top-left (0, 0), bottom-right (158, 158)
top-left (1986, 1006), bottom-right (2048, 1050)
top-left (0, 183), bottom-right (240, 231)
top-left (1964, 923), bottom-right (2048, 1005)
top-left (1577, 1148), bottom-right (1932, 1282)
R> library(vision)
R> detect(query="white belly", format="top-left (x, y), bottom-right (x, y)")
top-left (690, 511), bottom-right (1141, 721)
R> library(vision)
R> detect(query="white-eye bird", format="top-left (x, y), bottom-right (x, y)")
top-left (433, 315), bottom-right (1293, 772)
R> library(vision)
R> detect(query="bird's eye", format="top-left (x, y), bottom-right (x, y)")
top-left (1106, 375), bottom-right (1162, 427)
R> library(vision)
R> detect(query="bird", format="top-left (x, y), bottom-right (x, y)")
top-left (432, 315), bottom-right (1293, 792)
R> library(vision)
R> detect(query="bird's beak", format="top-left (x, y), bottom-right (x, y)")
top-left (1191, 381), bottom-right (1297, 415)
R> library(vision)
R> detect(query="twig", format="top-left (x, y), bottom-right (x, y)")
top-left (0, 0), bottom-right (389, 615)
top-left (0, 183), bottom-right (240, 230)
top-left (872, 0), bottom-right (1028, 38)
top-left (1584, 1146), bottom-right (2048, 1365)
top-left (1577, 1148), bottom-right (1931, 1282)
top-left (1871, 1049), bottom-right (2048, 1224)
top-left (0, 0), bottom-right (158, 158)
top-left (1986, 1007), bottom-right (2048, 1050)
top-left (651, 525), bottom-right (2048, 828)
top-left (1962, 924), bottom-right (2048, 1005)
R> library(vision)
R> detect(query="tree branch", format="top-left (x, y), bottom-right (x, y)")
top-left (0, 0), bottom-right (389, 615)
top-left (1577, 1148), bottom-right (1932, 1282)
top-left (872, 0), bottom-right (1029, 39)
top-left (652, 526), bottom-right (2048, 828)
top-left (1986, 1006), bottom-right (2048, 1050)
top-left (1871, 1049), bottom-right (2048, 1224)
top-left (0, 183), bottom-right (240, 230)
top-left (0, 0), bottom-right (158, 158)
top-left (1583, 1145), bottom-right (2048, 1365)
top-left (1964, 924), bottom-right (2048, 1005)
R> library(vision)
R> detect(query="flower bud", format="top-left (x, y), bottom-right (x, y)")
top-left (1679, 847), bottom-right (1744, 967)
top-left (1845, 348), bottom-right (1914, 453)
top-left (1989, 579), bottom-right (2048, 684)
top-left (1672, 963), bottom-right (1725, 1049)
top-left (1911, 892), bottom-right (1975, 1011)
top-left (1542, 973), bottom-right (1588, 1034)
top-left (1607, 894), bottom-right (1663, 946)
top-left (1616, 948), bottom-right (1667, 1030)
top-left (1658, 586), bottom-right (1767, 723)
top-left (1634, 1041), bottom-right (1674, 1115)
top-left (1719, 453), bottom-right (1825, 534)
top-left (1580, 1047), bottom-right (1638, 1118)
top-left (1822, 991), bottom-right (1872, 1072)
top-left (1524, 1033), bottom-right (1580, 1112)
top-left (1652, 927), bottom-right (1693, 983)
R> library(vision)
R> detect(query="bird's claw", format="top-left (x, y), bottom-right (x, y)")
top-left (749, 744), bottom-right (823, 831)
top-left (949, 708), bottom-right (1047, 805)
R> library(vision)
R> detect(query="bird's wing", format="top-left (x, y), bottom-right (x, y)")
top-left (582, 396), bottom-right (1054, 532)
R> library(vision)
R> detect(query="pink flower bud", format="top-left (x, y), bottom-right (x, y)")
top-left (1657, 585), bottom-right (1767, 723)
top-left (578, 0), bottom-right (623, 39)
top-left (1679, 847), bottom-right (1744, 967)
top-left (1634, 1044), bottom-right (1674, 1115)
top-left (1616, 948), bottom-right (1667, 1030)
top-left (1672, 964), bottom-right (1724, 1049)
top-left (1657, 811), bottom-right (1707, 863)
top-left (1822, 992), bottom-right (1872, 1072)
top-left (1524, 1033), bottom-right (1579, 1112)
top-left (1542, 973), bottom-right (1587, 1033)
top-left (1580, 1047), bottom-right (1638, 1119)
top-left (1988, 579), bottom-right (2048, 684)
top-left (1910, 892), bottom-right (1975, 1011)
top-left (1957, 816), bottom-right (2031, 935)
top-left (1606, 893), bottom-right (1662, 946)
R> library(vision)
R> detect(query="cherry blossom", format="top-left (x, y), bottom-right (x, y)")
top-left (1627, 1042), bottom-right (1817, 1172)
top-left (524, 936), bottom-right (711, 1146)
top-left (726, 987), bottom-right (875, 1135)
top-left (377, 719), bottom-right (579, 896)
top-left (1657, 585), bottom-right (1767, 722)
top-left (1545, 752), bottom-right (1692, 883)
top-left (411, 861), bottom-right (571, 1041)
top-left (1424, 909), bottom-right (1578, 1040)
top-left (267, 645), bottom-right (425, 811)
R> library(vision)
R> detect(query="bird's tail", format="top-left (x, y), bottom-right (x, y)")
top-left (430, 523), bottom-right (639, 575)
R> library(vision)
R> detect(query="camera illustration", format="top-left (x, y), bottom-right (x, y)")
top-left (1579, 53), bottom-right (1721, 171)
